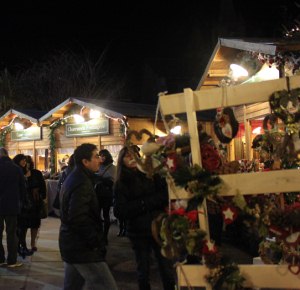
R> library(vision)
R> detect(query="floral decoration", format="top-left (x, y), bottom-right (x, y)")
top-left (125, 124), bottom-right (300, 287)
top-left (125, 129), bottom-right (247, 289)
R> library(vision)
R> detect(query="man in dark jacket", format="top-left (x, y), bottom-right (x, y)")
top-left (59, 143), bottom-right (118, 290)
top-left (0, 147), bottom-right (26, 268)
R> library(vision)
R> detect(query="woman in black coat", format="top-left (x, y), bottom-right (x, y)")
top-left (114, 146), bottom-right (176, 290)
top-left (13, 154), bottom-right (46, 256)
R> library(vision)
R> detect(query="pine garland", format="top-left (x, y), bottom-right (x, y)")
top-left (0, 126), bottom-right (12, 147)
top-left (48, 118), bottom-right (67, 174)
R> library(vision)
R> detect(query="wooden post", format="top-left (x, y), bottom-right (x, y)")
top-left (184, 88), bottom-right (210, 237)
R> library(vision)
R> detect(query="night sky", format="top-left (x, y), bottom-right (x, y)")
top-left (1, 1), bottom-right (298, 104)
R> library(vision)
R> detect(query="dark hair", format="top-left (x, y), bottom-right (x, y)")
top-left (13, 154), bottom-right (26, 166)
top-left (116, 147), bottom-right (129, 182)
top-left (25, 155), bottom-right (34, 170)
top-left (115, 146), bottom-right (139, 182)
top-left (99, 149), bottom-right (113, 165)
top-left (0, 147), bottom-right (8, 157)
top-left (74, 143), bottom-right (97, 166)
top-left (13, 154), bottom-right (27, 174)
top-left (68, 154), bottom-right (75, 169)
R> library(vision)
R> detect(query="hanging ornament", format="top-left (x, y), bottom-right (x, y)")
top-left (165, 153), bottom-right (178, 172)
top-left (221, 205), bottom-right (238, 224)
top-left (213, 107), bottom-right (239, 143)
top-left (202, 239), bottom-right (217, 254)
top-left (200, 143), bottom-right (221, 173)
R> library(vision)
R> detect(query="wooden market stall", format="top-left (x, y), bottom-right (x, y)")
top-left (38, 97), bottom-right (168, 173)
top-left (159, 75), bottom-right (300, 289)
top-left (0, 109), bottom-right (49, 171)
top-left (196, 38), bottom-right (300, 161)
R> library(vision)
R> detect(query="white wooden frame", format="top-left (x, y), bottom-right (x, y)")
top-left (159, 75), bottom-right (300, 289)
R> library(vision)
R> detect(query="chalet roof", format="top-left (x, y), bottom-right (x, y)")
top-left (76, 98), bottom-right (157, 118)
top-left (0, 108), bottom-right (46, 128)
top-left (39, 97), bottom-right (158, 125)
top-left (196, 37), bottom-right (300, 90)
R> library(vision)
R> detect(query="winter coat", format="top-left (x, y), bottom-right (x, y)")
top-left (114, 168), bottom-right (168, 238)
top-left (0, 156), bottom-right (26, 215)
top-left (59, 165), bottom-right (106, 263)
top-left (95, 164), bottom-right (116, 206)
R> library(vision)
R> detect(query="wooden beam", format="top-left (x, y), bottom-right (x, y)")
top-left (52, 113), bottom-right (64, 118)
top-left (177, 264), bottom-right (300, 288)
top-left (159, 75), bottom-right (300, 115)
top-left (169, 169), bottom-right (300, 199)
top-left (40, 121), bottom-right (51, 125)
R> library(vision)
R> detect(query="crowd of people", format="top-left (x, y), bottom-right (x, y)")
top-left (0, 143), bottom-right (177, 290)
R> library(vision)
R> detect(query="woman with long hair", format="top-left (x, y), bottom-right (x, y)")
top-left (95, 149), bottom-right (116, 244)
top-left (13, 154), bottom-right (46, 257)
top-left (113, 146), bottom-right (175, 290)
top-left (24, 155), bottom-right (46, 251)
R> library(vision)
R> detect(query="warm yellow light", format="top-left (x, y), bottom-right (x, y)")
top-left (243, 63), bottom-right (279, 83)
top-left (73, 114), bottom-right (85, 124)
top-left (90, 109), bottom-right (101, 119)
top-left (252, 127), bottom-right (261, 134)
top-left (14, 122), bottom-right (24, 130)
top-left (170, 125), bottom-right (181, 135)
top-left (230, 64), bottom-right (249, 81)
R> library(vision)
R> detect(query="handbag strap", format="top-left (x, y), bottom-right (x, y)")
top-left (99, 164), bottom-right (113, 177)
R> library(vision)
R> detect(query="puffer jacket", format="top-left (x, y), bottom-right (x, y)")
top-left (59, 165), bottom-right (106, 263)
top-left (114, 168), bottom-right (168, 238)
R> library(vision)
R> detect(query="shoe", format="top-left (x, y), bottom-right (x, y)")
top-left (31, 247), bottom-right (38, 252)
top-left (18, 247), bottom-right (33, 258)
top-left (24, 248), bottom-right (34, 256)
top-left (7, 262), bottom-right (23, 268)
top-left (0, 262), bottom-right (7, 267)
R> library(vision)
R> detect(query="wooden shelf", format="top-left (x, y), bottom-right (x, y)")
top-left (177, 264), bottom-right (300, 288)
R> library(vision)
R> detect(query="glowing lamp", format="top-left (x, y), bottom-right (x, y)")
top-left (230, 64), bottom-right (249, 81)
top-left (73, 114), bottom-right (85, 124)
top-left (14, 122), bottom-right (24, 130)
top-left (252, 127), bottom-right (261, 135)
top-left (89, 109), bottom-right (101, 119)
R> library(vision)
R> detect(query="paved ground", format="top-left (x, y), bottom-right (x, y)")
top-left (0, 217), bottom-right (253, 290)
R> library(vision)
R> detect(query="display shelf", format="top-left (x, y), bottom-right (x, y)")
top-left (159, 75), bottom-right (300, 289)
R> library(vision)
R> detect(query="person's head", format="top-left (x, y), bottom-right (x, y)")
top-left (25, 155), bottom-right (34, 171)
top-left (74, 143), bottom-right (100, 173)
top-left (99, 149), bottom-right (113, 166)
top-left (0, 147), bottom-right (8, 158)
top-left (13, 154), bottom-right (27, 174)
top-left (68, 154), bottom-right (75, 169)
top-left (116, 146), bottom-right (138, 180)
top-left (13, 154), bottom-right (27, 168)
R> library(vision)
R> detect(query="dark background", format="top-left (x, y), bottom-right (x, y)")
top-left (0, 0), bottom-right (299, 105)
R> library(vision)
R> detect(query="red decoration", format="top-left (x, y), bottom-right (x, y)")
top-left (202, 239), bottom-right (217, 254)
top-left (186, 210), bottom-right (198, 223)
top-left (170, 207), bottom-right (185, 216)
top-left (200, 143), bottom-right (221, 173)
top-left (269, 225), bottom-right (289, 239)
top-left (221, 205), bottom-right (238, 224)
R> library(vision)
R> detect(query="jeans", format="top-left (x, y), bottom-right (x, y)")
top-left (130, 236), bottom-right (176, 290)
top-left (0, 215), bottom-right (19, 264)
top-left (63, 261), bottom-right (118, 290)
